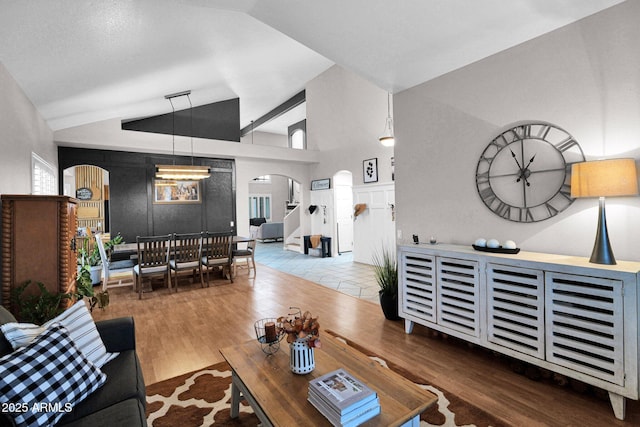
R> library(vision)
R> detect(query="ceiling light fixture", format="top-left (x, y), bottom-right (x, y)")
top-left (155, 90), bottom-right (211, 180)
top-left (379, 92), bottom-right (395, 147)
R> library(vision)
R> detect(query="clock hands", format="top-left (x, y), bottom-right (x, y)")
top-left (510, 149), bottom-right (534, 187)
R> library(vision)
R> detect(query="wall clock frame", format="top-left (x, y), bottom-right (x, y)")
top-left (475, 121), bottom-right (585, 222)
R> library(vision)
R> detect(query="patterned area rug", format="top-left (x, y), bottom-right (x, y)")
top-left (145, 335), bottom-right (507, 427)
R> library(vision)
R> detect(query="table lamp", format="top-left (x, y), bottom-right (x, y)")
top-left (571, 158), bottom-right (639, 265)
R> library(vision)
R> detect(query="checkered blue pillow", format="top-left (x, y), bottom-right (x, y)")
top-left (0, 323), bottom-right (106, 427)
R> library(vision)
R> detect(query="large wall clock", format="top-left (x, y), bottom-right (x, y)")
top-left (475, 121), bottom-right (585, 222)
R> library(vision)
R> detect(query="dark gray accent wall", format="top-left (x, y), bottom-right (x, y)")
top-left (58, 147), bottom-right (236, 242)
top-left (121, 98), bottom-right (240, 142)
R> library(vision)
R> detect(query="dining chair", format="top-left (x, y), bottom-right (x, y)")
top-left (232, 239), bottom-right (256, 278)
top-left (133, 234), bottom-right (172, 299)
top-left (200, 231), bottom-right (233, 286)
top-left (170, 232), bottom-right (203, 292)
top-left (95, 233), bottom-right (135, 292)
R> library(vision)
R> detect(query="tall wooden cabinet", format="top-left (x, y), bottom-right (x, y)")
top-left (1, 195), bottom-right (78, 314)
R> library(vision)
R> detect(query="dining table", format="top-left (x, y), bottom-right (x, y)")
top-left (112, 235), bottom-right (254, 256)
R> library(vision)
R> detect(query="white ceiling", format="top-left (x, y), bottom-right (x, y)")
top-left (0, 0), bottom-right (625, 135)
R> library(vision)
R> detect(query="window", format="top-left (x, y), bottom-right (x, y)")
top-left (32, 153), bottom-right (57, 195)
top-left (288, 119), bottom-right (306, 150)
top-left (249, 194), bottom-right (271, 220)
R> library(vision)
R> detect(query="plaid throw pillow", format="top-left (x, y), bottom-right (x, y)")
top-left (0, 323), bottom-right (107, 427)
top-left (1, 299), bottom-right (118, 368)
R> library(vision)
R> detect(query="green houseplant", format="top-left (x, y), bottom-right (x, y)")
top-left (372, 247), bottom-right (400, 320)
top-left (10, 281), bottom-right (73, 324)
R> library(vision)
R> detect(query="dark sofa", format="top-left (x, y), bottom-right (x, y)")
top-left (0, 306), bottom-right (147, 427)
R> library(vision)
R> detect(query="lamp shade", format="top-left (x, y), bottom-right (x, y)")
top-left (571, 159), bottom-right (638, 198)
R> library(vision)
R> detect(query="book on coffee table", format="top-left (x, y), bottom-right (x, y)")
top-left (308, 368), bottom-right (379, 425)
top-left (308, 390), bottom-right (380, 427)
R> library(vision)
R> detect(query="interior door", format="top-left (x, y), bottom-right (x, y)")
top-left (335, 184), bottom-right (353, 253)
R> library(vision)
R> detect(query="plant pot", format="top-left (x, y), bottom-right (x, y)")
top-left (289, 337), bottom-right (315, 374)
top-left (379, 291), bottom-right (400, 321)
top-left (88, 265), bottom-right (103, 285)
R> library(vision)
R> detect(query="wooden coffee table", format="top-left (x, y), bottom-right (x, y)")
top-left (219, 334), bottom-right (437, 426)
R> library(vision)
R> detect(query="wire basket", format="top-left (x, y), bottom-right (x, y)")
top-left (254, 318), bottom-right (285, 355)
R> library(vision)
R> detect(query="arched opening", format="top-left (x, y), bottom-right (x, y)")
top-left (333, 170), bottom-right (353, 254)
top-left (248, 174), bottom-right (302, 249)
top-left (63, 164), bottom-right (110, 237)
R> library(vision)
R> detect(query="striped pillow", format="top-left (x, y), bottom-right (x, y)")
top-left (1, 300), bottom-right (118, 368)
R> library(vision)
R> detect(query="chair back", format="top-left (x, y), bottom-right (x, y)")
top-left (202, 231), bottom-right (232, 262)
top-left (94, 233), bottom-right (110, 279)
top-left (136, 234), bottom-right (171, 270)
top-left (173, 233), bottom-right (202, 264)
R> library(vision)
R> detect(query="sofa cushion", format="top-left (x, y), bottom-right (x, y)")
top-left (249, 217), bottom-right (267, 227)
top-left (57, 349), bottom-right (146, 424)
top-left (0, 323), bottom-right (106, 427)
top-left (0, 305), bottom-right (16, 358)
top-left (1, 300), bottom-right (118, 368)
top-left (58, 398), bottom-right (146, 427)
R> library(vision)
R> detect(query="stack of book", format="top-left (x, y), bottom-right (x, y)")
top-left (308, 368), bottom-right (380, 427)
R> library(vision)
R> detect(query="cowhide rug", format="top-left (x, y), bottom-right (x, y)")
top-left (146, 336), bottom-right (506, 427)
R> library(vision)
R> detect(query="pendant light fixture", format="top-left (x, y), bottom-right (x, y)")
top-left (155, 90), bottom-right (211, 180)
top-left (379, 92), bottom-right (395, 147)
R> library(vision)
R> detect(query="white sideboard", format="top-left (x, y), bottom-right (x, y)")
top-left (398, 243), bottom-right (640, 420)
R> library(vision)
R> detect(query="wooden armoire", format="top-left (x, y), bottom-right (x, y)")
top-left (1, 195), bottom-right (78, 315)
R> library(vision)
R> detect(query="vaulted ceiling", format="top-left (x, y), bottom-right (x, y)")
top-left (0, 0), bottom-right (625, 135)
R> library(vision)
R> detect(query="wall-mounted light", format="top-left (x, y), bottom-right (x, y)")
top-left (571, 158), bottom-right (638, 264)
top-left (379, 92), bottom-right (395, 147)
top-left (155, 90), bottom-right (211, 180)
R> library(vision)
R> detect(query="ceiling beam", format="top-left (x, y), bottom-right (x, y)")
top-left (240, 90), bottom-right (305, 137)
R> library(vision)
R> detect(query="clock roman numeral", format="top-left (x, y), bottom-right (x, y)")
top-left (514, 124), bottom-right (531, 139)
top-left (555, 137), bottom-right (579, 152)
top-left (476, 171), bottom-right (490, 185)
top-left (495, 201), bottom-right (511, 219)
top-left (490, 135), bottom-right (510, 150)
top-left (478, 186), bottom-right (496, 204)
top-left (536, 124), bottom-right (551, 140)
top-left (518, 207), bottom-right (534, 222)
top-left (558, 184), bottom-right (572, 201)
top-left (544, 202), bottom-right (559, 217)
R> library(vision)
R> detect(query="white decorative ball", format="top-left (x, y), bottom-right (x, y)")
top-left (474, 238), bottom-right (487, 247)
top-left (503, 240), bottom-right (517, 249)
top-left (487, 239), bottom-right (500, 249)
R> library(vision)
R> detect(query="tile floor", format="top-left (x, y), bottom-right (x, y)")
top-left (252, 242), bottom-right (380, 303)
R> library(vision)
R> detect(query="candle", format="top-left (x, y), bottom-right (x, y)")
top-left (264, 322), bottom-right (277, 343)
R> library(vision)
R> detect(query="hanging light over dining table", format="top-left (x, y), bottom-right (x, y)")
top-left (155, 90), bottom-right (211, 180)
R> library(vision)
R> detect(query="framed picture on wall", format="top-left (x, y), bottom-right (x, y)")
top-left (311, 178), bottom-right (331, 190)
top-left (154, 180), bottom-right (201, 204)
top-left (363, 158), bottom-right (378, 183)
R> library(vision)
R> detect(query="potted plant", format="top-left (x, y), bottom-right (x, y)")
top-left (372, 247), bottom-right (400, 320)
top-left (10, 281), bottom-right (73, 324)
top-left (77, 240), bottom-right (102, 285)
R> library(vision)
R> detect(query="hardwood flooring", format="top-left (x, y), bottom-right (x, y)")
top-left (92, 265), bottom-right (640, 426)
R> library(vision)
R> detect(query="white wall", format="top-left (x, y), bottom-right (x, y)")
top-left (306, 65), bottom-right (395, 185)
top-left (0, 62), bottom-right (55, 195)
top-left (394, 1), bottom-right (640, 261)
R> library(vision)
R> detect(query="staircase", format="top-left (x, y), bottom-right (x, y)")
top-left (283, 204), bottom-right (302, 253)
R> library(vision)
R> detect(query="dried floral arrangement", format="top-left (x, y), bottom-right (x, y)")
top-left (278, 308), bottom-right (321, 348)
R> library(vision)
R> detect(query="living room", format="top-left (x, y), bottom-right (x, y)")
top-left (2, 1), bottom-right (640, 426)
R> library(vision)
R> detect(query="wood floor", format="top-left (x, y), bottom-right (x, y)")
top-left (92, 264), bottom-right (640, 426)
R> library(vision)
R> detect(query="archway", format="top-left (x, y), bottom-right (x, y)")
top-left (247, 174), bottom-right (302, 250)
top-left (63, 164), bottom-right (110, 236)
